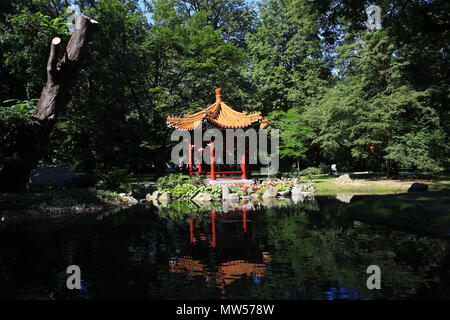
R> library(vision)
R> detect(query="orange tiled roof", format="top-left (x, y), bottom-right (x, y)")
top-left (169, 256), bottom-right (268, 296)
top-left (166, 88), bottom-right (269, 130)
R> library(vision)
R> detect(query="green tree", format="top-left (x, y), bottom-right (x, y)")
top-left (270, 109), bottom-right (311, 171)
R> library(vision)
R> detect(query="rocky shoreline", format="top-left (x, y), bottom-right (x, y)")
top-left (0, 200), bottom-right (130, 223)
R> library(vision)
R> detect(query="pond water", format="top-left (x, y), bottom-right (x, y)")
top-left (1, 195), bottom-right (450, 300)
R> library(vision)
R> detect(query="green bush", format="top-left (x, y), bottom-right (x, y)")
top-left (256, 185), bottom-right (269, 195)
top-left (171, 183), bottom-right (197, 199)
top-left (299, 167), bottom-right (324, 176)
top-left (156, 174), bottom-right (191, 190)
top-left (0, 99), bottom-right (37, 168)
top-left (229, 185), bottom-right (245, 195)
top-left (196, 185), bottom-right (222, 198)
top-left (275, 183), bottom-right (291, 191)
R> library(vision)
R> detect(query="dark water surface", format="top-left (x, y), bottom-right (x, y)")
top-left (1, 195), bottom-right (449, 300)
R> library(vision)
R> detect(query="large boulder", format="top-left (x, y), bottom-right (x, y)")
top-left (262, 197), bottom-right (277, 208)
top-left (407, 183), bottom-right (428, 193)
top-left (336, 194), bottom-right (353, 203)
top-left (192, 192), bottom-right (213, 202)
top-left (291, 194), bottom-right (304, 204)
top-left (221, 186), bottom-right (240, 201)
top-left (158, 192), bottom-right (171, 202)
top-left (146, 190), bottom-right (159, 201)
top-left (29, 164), bottom-right (75, 188)
top-left (122, 196), bottom-right (138, 205)
top-left (222, 186), bottom-right (230, 198)
top-left (336, 174), bottom-right (352, 184)
top-left (262, 187), bottom-right (278, 198)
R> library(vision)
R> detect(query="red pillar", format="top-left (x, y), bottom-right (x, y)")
top-left (211, 210), bottom-right (216, 247)
top-left (241, 152), bottom-right (246, 179)
top-left (243, 207), bottom-right (247, 233)
top-left (198, 147), bottom-right (204, 174)
top-left (190, 216), bottom-right (195, 243)
top-left (188, 144), bottom-right (193, 176)
top-left (210, 141), bottom-right (216, 180)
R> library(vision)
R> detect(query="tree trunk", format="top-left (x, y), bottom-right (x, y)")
top-left (0, 15), bottom-right (98, 192)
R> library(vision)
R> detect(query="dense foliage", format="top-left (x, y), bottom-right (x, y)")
top-left (0, 0), bottom-right (448, 182)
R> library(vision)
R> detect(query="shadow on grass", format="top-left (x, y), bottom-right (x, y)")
top-left (343, 191), bottom-right (450, 236)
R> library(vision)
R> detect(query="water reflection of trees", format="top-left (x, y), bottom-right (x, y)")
top-left (249, 199), bottom-right (450, 299)
top-left (1, 196), bottom-right (449, 299)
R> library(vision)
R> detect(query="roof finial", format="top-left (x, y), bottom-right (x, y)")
top-left (215, 88), bottom-right (222, 103)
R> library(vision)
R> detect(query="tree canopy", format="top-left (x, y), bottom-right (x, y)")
top-left (0, 0), bottom-right (448, 183)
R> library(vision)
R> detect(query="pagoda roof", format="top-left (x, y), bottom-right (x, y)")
top-left (166, 89), bottom-right (269, 131)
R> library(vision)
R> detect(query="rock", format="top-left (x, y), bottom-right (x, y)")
top-left (336, 174), bottom-right (352, 184)
top-left (192, 199), bottom-right (211, 208)
top-left (29, 164), bottom-right (75, 188)
top-left (118, 193), bottom-right (127, 197)
top-left (159, 198), bottom-right (170, 207)
top-left (336, 194), bottom-right (353, 203)
top-left (222, 186), bottom-right (230, 199)
top-left (291, 194), bottom-right (304, 204)
top-left (262, 187), bottom-right (278, 198)
top-left (222, 186), bottom-right (240, 201)
top-left (408, 183), bottom-right (428, 193)
top-left (291, 184), bottom-right (304, 195)
top-left (146, 191), bottom-right (159, 201)
top-left (250, 193), bottom-right (260, 201)
top-left (192, 192), bottom-right (212, 202)
top-left (158, 192), bottom-right (171, 202)
top-left (222, 199), bottom-right (239, 213)
top-left (122, 196), bottom-right (138, 205)
top-left (228, 193), bottom-right (240, 201)
top-left (262, 197), bottom-right (277, 208)
top-left (278, 190), bottom-right (291, 197)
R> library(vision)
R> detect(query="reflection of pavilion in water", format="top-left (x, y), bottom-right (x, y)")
top-left (169, 202), bottom-right (271, 297)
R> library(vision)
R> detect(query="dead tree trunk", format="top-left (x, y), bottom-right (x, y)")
top-left (0, 15), bottom-right (98, 192)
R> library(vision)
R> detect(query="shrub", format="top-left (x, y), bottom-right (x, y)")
top-left (229, 185), bottom-right (246, 195)
top-left (299, 167), bottom-right (323, 176)
top-left (156, 174), bottom-right (191, 190)
top-left (275, 183), bottom-right (291, 191)
top-left (197, 185), bottom-right (222, 198)
top-left (171, 183), bottom-right (197, 199)
top-left (256, 185), bottom-right (269, 195)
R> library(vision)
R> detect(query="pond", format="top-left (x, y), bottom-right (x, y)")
top-left (1, 194), bottom-right (449, 300)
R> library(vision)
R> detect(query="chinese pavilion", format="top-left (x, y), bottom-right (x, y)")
top-left (166, 88), bottom-right (268, 180)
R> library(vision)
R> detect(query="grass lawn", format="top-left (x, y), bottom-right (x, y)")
top-left (343, 191), bottom-right (450, 236)
top-left (312, 173), bottom-right (450, 195)
top-left (127, 173), bottom-right (156, 183)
